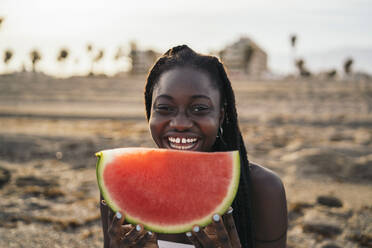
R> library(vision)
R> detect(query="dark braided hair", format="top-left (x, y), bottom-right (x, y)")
top-left (144, 45), bottom-right (255, 248)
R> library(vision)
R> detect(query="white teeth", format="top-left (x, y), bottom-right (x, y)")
top-left (169, 143), bottom-right (195, 150)
top-left (168, 137), bottom-right (198, 149)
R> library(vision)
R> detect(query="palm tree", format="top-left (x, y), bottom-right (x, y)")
top-left (295, 58), bottom-right (311, 77)
top-left (56, 48), bottom-right (69, 76)
top-left (3, 49), bottom-right (13, 73)
top-left (4, 49), bottom-right (13, 68)
top-left (86, 43), bottom-right (94, 75)
top-left (94, 49), bottom-right (104, 63)
top-left (30, 49), bottom-right (42, 72)
top-left (0, 17), bottom-right (4, 30)
top-left (129, 41), bottom-right (138, 60)
top-left (114, 46), bottom-right (125, 61)
top-left (290, 34), bottom-right (297, 73)
top-left (92, 49), bottom-right (104, 75)
top-left (87, 43), bottom-right (93, 53)
top-left (128, 41), bottom-right (138, 74)
top-left (57, 48), bottom-right (69, 62)
top-left (86, 44), bottom-right (104, 75)
top-left (326, 69), bottom-right (337, 79)
top-left (4, 49), bottom-right (13, 64)
top-left (290, 34), bottom-right (297, 49)
top-left (343, 58), bottom-right (353, 75)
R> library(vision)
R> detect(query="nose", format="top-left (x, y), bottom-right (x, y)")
top-left (169, 111), bottom-right (193, 131)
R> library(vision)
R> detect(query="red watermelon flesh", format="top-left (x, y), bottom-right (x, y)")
top-left (96, 148), bottom-right (240, 233)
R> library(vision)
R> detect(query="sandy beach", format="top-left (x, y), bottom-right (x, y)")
top-left (0, 72), bottom-right (371, 247)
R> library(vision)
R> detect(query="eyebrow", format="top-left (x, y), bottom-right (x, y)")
top-left (155, 94), bottom-right (211, 101)
top-left (191, 95), bottom-right (211, 100)
top-left (155, 94), bottom-right (173, 100)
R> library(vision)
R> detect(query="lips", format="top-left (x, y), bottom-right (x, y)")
top-left (166, 135), bottom-right (200, 150)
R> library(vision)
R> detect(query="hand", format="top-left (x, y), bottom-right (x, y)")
top-left (186, 207), bottom-right (241, 248)
top-left (103, 200), bottom-right (158, 248)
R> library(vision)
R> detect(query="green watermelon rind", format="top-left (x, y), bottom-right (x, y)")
top-left (96, 151), bottom-right (121, 213)
top-left (96, 148), bottom-right (240, 234)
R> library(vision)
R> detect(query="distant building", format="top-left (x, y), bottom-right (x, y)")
top-left (129, 48), bottom-right (160, 74)
top-left (219, 37), bottom-right (268, 77)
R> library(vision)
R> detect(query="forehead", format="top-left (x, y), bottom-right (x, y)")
top-left (153, 67), bottom-right (220, 99)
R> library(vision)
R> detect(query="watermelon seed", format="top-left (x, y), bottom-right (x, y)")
top-left (213, 214), bottom-right (220, 222)
top-left (193, 226), bottom-right (200, 232)
top-left (116, 212), bottom-right (122, 219)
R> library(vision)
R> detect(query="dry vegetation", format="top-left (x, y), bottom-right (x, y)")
top-left (0, 72), bottom-right (371, 247)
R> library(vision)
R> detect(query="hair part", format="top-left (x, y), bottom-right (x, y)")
top-left (144, 45), bottom-right (255, 248)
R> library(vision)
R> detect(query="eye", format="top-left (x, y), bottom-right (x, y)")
top-left (154, 104), bottom-right (175, 114)
top-left (191, 105), bottom-right (210, 114)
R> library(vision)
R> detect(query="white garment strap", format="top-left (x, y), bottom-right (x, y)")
top-left (158, 240), bottom-right (195, 248)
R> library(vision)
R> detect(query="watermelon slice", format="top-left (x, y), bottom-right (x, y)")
top-left (96, 148), bottom-right (240, 233)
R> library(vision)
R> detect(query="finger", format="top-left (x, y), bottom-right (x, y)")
top-left (134, 231), bottom-right (157, 247)
top-left (145, 231), bottom-right (159, 247)
top-left (192, 225), bottom-right (215, 248)
top-left (100, 197), bottom-right (112, 224)
top-left (101, 199), bottom-right (115, 226)
top-left (186, 231), bottom-right (203, 248)
top-left (212, 214), bottom-right (232, 248)
top-left (121, 223), bottom-right (135, 233)
top-left (108, 212), bottom-right (125, 239)
top-left (99, 198), bottom-right (110, 234)
top-left (121, 224), bottom-right (146, 246)
top-left (222, 207), bottom-right (241, 248)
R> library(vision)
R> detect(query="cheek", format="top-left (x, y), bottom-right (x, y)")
top-left (200, 117), bottom-right (220, 139)
top-left (149, 116), bottom-right (165, 145)
top-left (149, 119), bottom-right (159, 138)
top-left (200, 121), bottom-right (219, 152)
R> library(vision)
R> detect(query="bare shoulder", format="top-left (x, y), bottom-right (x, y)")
top-left (249, 162), bottom-right (285, 194)
top-left (249, 162), bottom-right (288, 247)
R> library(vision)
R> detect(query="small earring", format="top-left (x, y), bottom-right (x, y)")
top-left (216, 125), bottom-right (227, 147)
top-left (217, 126), bottom-right (223, 138)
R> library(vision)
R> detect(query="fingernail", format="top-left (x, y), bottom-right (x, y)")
top-left (147, 231), bottom-right (153, 236)
top-left (213, 214), bottom-right (220, 222)
top-left (193, 226), bottom-right (200, 233)
top-left (136, 224), bottom-right (142, 231)
top-left (116, 212), bottom-right (122, 219)
top-left (186, 231), bottom-right (192, 237)
top-left (101, 200), bottom-right (107, 205)
top-left (227, 207), bottom-right (233, 214)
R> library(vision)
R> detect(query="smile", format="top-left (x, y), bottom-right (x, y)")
top-left (168, 136), bottom-right (198, 150)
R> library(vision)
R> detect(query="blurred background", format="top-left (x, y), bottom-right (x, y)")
top-left (0, 1), bottom-right (371, 247)
top-left (1, 0), bottom-right (372, 77)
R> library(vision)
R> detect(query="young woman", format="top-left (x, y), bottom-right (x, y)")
top-left (100, 45), bottom-right (287, 248)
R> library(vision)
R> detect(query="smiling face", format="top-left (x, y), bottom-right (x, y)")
top-left (149, 67), bottom-right (224, 152)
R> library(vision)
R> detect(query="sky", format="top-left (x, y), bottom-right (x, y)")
top-left (0, 0), bottom-right (371, 77)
